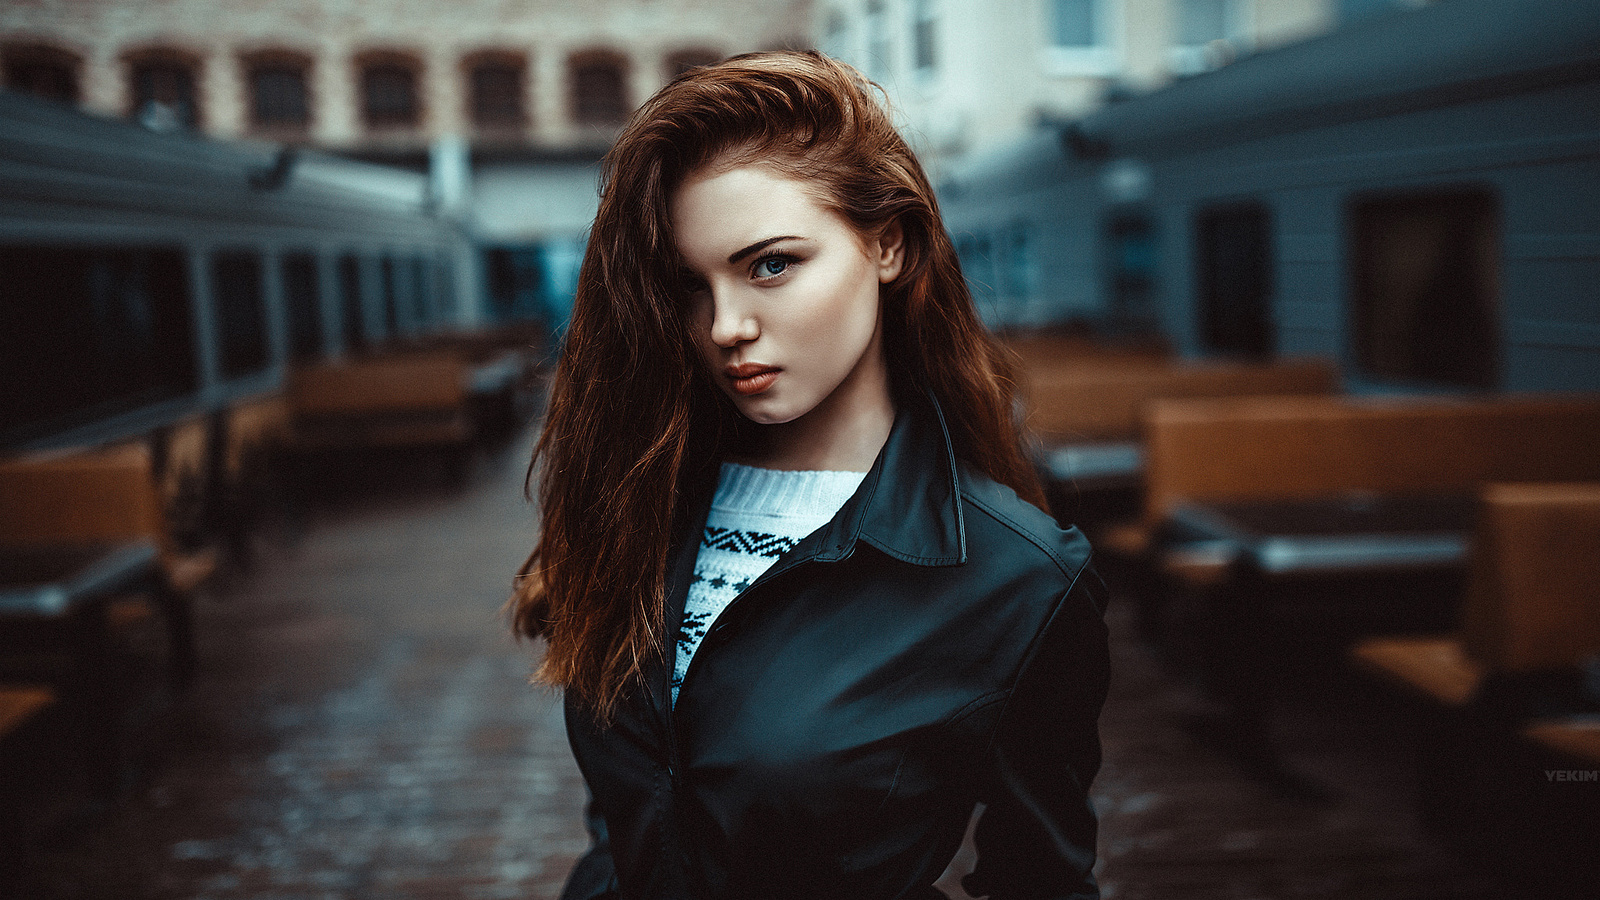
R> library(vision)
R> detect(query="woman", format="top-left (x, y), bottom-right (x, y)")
top-left (512, 50), bottom-right (1109, 900)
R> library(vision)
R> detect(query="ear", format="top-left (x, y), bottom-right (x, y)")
top-left (873, 219), bottom-right (906, 284)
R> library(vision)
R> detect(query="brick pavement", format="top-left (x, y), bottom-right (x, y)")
top-left (0, 428), bottom-right (1545, 899)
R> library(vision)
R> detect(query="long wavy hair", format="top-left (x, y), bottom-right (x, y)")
top-left (512, 50), bottom-right (1044, 719)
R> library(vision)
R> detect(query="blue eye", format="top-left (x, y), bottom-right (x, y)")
top-left (754, 256), bottom-right (790, 278)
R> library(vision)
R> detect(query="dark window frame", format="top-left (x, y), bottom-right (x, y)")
top-left (243, 50), bottom-right (313, 135)
top-left (1194, 200), bottom-right (1275, 359)
top-left (465, 50), bottom-right (528, 130)
top-left (356, 51), bottom-right (423, 130)
top-left (338, 253), bottom-right (366, 353)
top-left (124, 47), bottom-right (203, 131)
top-left (1347, 187), bottom-right (1501, 390)
top-left (0, 244), bottom-right (198, 447)
top-left (2, 42), bottom-right (83, 104)
top-left (281, 251), bottom-right (323, 362)
top-left (569, 50), bottom-right (630, 128)
top-left (211, 249), bottom-right (270, 379)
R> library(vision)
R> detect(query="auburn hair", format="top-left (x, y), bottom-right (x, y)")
top-left (512, 50), bottom-right (1044, 719)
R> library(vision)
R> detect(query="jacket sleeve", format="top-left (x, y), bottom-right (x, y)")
top-left (963, 562), bottom-right (1110, 900)
top-left (559, 793), bottom-right (620, 900)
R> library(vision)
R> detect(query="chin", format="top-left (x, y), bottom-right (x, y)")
top-left (731, 396), bottom-right (807, 427)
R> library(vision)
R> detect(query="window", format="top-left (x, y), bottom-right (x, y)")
top-left (996, 223), bottom-right (1037, 304)
top-left (380, 255), bottom-right (400, 336)
top-left (212, 251), bottom-right (269, 378)
top-left (128, 51), bottom-right (199, 131)
top-left (1195, 202), bottom-right (1274, 359)
top-left (1350, 190), bottom-right (1499, 389)
top-left (955, 231), bottom-right (1000, 325)
top-left (338, 253), bottom-right (366, 352)
top-left (0, 246), bottom-right (196, 445)
top-left (1046, 0), bottom-right (1117, 75)
top-left (359, 54), bottom-right (421, 129)
top-left (666, 49), bottom-right (722, 80)
top-left (2, 44), bottom-right (81, 104)
top-left (911, 0), bottom-right (938, 73)
top-left (1103, 211), bottom-right (1157, 326)
top-left (409, 257), bottom-right (431, 328)
top-left (864, 0), bottom-right (890, 82)
top-left (433, 255), bottom-right (457, 321)
top-left (570, 52), bottom-right (628, 127)
top-left (1170, 0), bottom-right (1249, 76)
top-left (1052, 0), bottom-right (1098, 47)
top-left (282, 252), bottom-right (322, 362)
top-left (467, 53), bottom-right (526, 129)
top-left (485, 246), bottom-right (545, 323)
top-left (246, 55), bottom-right (311, 133)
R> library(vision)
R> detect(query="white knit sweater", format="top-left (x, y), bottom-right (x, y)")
top-left (670, 463), bottom-right (866, 705)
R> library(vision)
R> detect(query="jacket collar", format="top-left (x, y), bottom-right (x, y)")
top-left (656, 389), bottom-right (967, 714)
top-left (807, 387), bottom-right (967, 567)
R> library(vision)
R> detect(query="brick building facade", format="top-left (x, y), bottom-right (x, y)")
top-left (0, 0), bottom-right (812, 154)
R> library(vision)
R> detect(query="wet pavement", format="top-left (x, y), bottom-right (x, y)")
top-left (0, 426), bottom-right (1544, 899)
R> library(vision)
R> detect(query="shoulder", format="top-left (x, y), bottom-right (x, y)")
top-left (956, 464), bottom-right (1095, 586)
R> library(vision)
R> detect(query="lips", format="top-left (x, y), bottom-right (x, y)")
top-left (724, 363), bottom-right (780, 396)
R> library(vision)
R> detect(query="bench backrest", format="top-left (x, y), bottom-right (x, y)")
top-left (1142, 393), bottom-right (1600, 520)
top-left (289, 352), bottom-right (467, 416)
top-left (1459, 482), bottom-right (1600, 673)
top-left (1004, 334), bottom-right (1171, 374)
top-left (226, 393), bottom-right (292, 475)
top-left (1026, 357), bottom-right (1340, 441)
top-left (0, 443), bottom-right (163, 545)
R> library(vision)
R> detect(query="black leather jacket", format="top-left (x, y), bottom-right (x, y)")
top-left (562, 391), bottom-right (1109, 900)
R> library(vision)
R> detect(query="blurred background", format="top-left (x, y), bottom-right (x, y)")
top-left (0, 0), bottom-right (1597, 897)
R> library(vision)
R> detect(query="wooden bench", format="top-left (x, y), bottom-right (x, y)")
top-left (1023, 356), bottom-right (1339, 444)
top-left (0, 685), bottom-right (55, 742)
top-left (1128, 393), bottom-right (1600, 562)
top-left (1348, 482), bottom-right (1600, 889)
top-left (1351, 482), bottom-right (1600, 717)
top-left (289, 350), bottom-right (476, 452)
top-left (1123, 394), bottom-right (1600, 768)
top-left (1018, 356), bottom-right (1340, 532)
top-left (0, 442), bottom-right (208, 666)
top-left (0, 442), bottom-right (207, 796)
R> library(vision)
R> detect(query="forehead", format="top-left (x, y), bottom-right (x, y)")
top-left (669, 163), bottom-right (857, 264)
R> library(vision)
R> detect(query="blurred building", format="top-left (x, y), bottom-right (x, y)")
top-left (0, 0), bottom-right (812, 327)
top-left (817, 0), bottom-right (1341, 179)
top-left (938, 0), bottom-right (1600, 396)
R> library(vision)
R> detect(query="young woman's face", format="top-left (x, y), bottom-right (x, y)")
top-left (670, 163), bottom-right (904, 432)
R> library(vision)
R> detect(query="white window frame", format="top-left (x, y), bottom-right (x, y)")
top-left (1042, 0), bottom-right (1123, 78)
top-left (1168, 0), bottom-right (1255, 77)
top-left (911, 0), bottom-right (939, 76)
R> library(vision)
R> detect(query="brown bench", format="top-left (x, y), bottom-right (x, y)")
top-left (1018, 356), bottom-right (1340, 531)
top-left (289, 350), bottom-right (475, 451)
top-left (1122, 394), bottom-right (1600, 770)
top-left (0, 443), bottom-right (207, 796)
top-left (1002, 332), bottom-right (1171, 377)
top-left (1023, 356), bottom-right (1340, 444)
top-left (1351, 482), bottom-right (1600, 725)
top-left (1127, 393), bottom-right (1600, 560)
top-left (0, 442), bottom-right (208, 659)
top-left (1348, 482), bottom-right (1600, 890)
top-left (0, 685), bottom-right (55, 742)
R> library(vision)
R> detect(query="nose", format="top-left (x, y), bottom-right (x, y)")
top-left (706, 286), bottom-right (759, 349)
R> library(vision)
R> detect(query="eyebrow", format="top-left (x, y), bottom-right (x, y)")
top-left (728, 235), bottom-right (801, 265)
